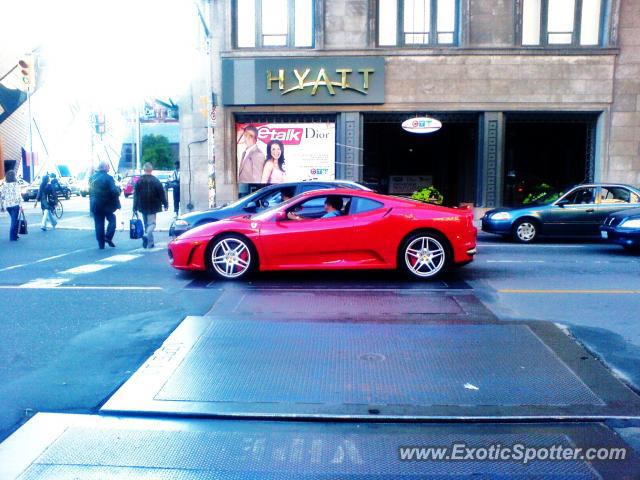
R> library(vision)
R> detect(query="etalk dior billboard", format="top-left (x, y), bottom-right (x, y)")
top-left (236, 123), bottom-right (336, 184)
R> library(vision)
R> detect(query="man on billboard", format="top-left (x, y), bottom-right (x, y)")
top-left (237, 125), bottom-right (265, 183)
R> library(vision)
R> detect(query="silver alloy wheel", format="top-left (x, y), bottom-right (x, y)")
top-left (404, 236), bottom-right (446, 278)
top-left (516, 222), bottom-right (536, 242)
top-left (211, 238), bottom-right (251, 278)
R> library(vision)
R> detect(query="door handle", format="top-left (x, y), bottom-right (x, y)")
top-left (586, 208), bottom-right (595, 213)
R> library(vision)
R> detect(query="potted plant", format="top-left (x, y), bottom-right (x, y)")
top-left (411, 186), bottom-right (444, 205)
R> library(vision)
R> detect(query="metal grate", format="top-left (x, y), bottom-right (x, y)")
top-left (15, 422), bottom-right (609, 479)
top-left (154, 321), bottom-right (603, 407)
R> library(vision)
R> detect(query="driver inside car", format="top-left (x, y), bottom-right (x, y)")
top-left (287, 195), bottom-right (343, 221)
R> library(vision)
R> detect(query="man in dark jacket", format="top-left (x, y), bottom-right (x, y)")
top-left (90, 161), bottom-right (121, 249)
top-left (133, 162), bottom-right (167, 248)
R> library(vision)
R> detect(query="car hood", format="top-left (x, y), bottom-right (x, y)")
top-left (485, 204), bottom-right (545, 216)
top-left (175, 215), bottom-right (255, 240)
top-left (608, 206), bottom-right (640, 220)
top-left (177, 209), bottom-right (222, 224)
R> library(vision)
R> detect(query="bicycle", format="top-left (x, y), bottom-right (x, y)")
top-left (53, 198), bottom-right (63, 219)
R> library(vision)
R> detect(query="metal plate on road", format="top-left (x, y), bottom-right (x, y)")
top-left (204, 287), bottom-right (493, 322)
top-left (220, 290), bottom-right (464, 315)
top-left (2, 414), bottom-right (638, 479)
top-left (184, 272), bottom-right (473, 291)
top-left (101, 317), bottom-right (640, 420)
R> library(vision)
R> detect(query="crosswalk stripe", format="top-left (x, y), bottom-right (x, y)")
top-left (20, 278), bottom-right (68, 288)
top-left (61, 264), bottom-right (112, 275)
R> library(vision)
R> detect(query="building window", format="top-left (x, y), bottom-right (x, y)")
top-left (378, 0), bottom-right (458, 47)
top-left (521, 0), bottom-right (605, 46)
top-left (235, 0), bottom-right (314, 48)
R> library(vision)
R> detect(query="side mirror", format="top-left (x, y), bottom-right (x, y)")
top-left (274, 210), bottom-right (287, 222)
top-left (556, 199), bottom-right (569, 207)
top-left (244, 200), bottom-right (257, 211)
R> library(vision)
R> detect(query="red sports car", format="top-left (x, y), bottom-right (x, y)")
top-left (168, 188), bottom-right (477, 280)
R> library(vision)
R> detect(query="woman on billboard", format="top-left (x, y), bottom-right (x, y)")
top-left (261, 140), bottom-right (286, 184)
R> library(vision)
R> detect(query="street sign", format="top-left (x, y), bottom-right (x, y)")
top-left (402, 117), bottom-right (442, 134)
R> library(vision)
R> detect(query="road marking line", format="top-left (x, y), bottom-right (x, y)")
top-left (0, 264), bottom-right (26, 272)
top-left (0, 248), bottom-right (91, 272)
top-left (7, 242), bottom-right (165, 290)
top-left (499, 289), bottom-right (640, 294)
top-left (0, 285), bottom-right (163, 291)
top-left (99, 254), bottom-right (142, 263)
top-left (480, 243), bottom-right (588, 248)
top-left (20, 278), bottom-right (68, 288)
top-left (60, 264), bottom-right (112, 275)
top-left (486, 260), bottom-right (546, 263)
top-left (129, 242), bottom-right (168, 254)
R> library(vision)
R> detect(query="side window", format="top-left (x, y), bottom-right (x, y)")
top-left (600, 187), bottom-right (632, 204)
top-left (297, 183), bottom-right (325, 194)
top-left (378, 0), bottom-right (458, 47)
top-left (287, 195), bottom-right (351, 219)
top-left (564, 187), bottom-right (596, 205)
top-left (351, 197), bottom-right (385, 214)
top-left (235, 0), bottom-right (315, 48)
top-left (255, 189), bottom-right (285, 209)
top-left (521, 0), bottom-right (605, 47)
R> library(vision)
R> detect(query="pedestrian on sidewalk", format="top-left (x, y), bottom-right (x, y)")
top-left (133, 162), bottom-right (167, 249)
top-left (34, 175), bottom-right (57, 231)
top-left (0, 170), bottom-right (23, 241)
top-left (90, 161), bottom-right (121, 249)
top-left (170, 161), bottom-right (180, 216)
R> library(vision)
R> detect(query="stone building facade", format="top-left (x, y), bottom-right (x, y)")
top-left (181, 0), bottom-right (640, 209)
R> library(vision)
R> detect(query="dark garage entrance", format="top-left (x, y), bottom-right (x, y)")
top-left (363, 113), bottom-right (479, 206)
top-left (504, 112), bottom-right (598, 205)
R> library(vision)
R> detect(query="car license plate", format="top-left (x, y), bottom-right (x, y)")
top-left (601, 231), bottom-right (608, 239)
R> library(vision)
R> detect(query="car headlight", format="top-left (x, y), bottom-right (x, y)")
top-left (490, 212), bottom-right (511, 221)
top-left (620, 218), bottom-right (640, 229)
top-left (174, 219), bottom-right (189, 227)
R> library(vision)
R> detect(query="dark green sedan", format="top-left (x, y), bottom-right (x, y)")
top-left (482, 183), bottom-right (640, 242)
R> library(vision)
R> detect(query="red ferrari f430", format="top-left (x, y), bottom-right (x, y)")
top-left (168, 189), bottom-right (477, 280)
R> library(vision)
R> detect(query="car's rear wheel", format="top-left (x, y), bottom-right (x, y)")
top-left (207, 234), bottom-right (255, 280)
top-left (513, 219), bottom-right (538, 243)
top-left (399, 232), bottom-right (449, 279)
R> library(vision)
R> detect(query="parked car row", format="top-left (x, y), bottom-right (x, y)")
top-left (482, 183), bottom-right (640, 251)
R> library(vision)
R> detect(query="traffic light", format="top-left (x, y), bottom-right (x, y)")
top-left (93, 114), bottom-right (106, 134)
top-left (18, 56), bottom-right (35, 89)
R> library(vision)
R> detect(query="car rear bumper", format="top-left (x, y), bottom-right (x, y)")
top-left (600, 225), bottom-right (640, 248)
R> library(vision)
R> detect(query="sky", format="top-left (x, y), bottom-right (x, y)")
top-left (2, 0), bottom-right (198, 105)
top-left (1, 0), bottom-right (201, 173)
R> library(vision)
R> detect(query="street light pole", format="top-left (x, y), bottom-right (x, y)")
top-left (135, 105), bottom-right (141, 171)
top-left (26, 87), bottom-right (33, 182)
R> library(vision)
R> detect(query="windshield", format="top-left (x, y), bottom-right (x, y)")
top-left (251, 196), bottom-right (298, 221)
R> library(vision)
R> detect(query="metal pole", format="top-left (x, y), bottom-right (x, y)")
top-left (27, 88), bottom-right (33, 182)
top-left (135, 105), bottom-right (141, 171)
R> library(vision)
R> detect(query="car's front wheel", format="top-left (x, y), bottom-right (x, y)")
top-left (207, 234), bottom-right (256, 280)
top-left (512, 219), bottom-right (538, 243)
top-left (399, 232), bottom-right (449, 279)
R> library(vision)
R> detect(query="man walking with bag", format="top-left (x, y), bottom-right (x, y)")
top-left (133, 162), bottom-right (167, 249)
top-left (90, 161), bottom-right (121, 249)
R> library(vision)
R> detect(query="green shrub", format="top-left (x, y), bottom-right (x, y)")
top-left (411, 186), bottom-right (444, 205)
